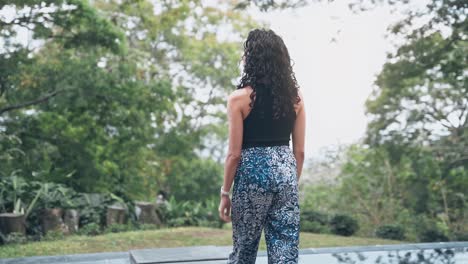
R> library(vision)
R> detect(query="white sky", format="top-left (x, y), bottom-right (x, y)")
top-left (247, 1), bottom-right (408, 159)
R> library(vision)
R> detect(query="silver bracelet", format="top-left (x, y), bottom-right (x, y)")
top-left (220, 186), bottom-right (230, 197)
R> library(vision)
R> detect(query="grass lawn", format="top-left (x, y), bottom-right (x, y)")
top-left (0, 226), bottom-right (403, 259)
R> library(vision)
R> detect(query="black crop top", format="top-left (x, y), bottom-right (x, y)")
top-left (242, 91), bottom-right (296, 149)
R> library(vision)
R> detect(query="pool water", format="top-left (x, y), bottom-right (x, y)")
top-left (256, 247), bottom-right (468, 264)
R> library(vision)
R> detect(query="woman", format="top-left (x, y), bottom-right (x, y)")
top-left (218, 29), bottom-right (306, 264)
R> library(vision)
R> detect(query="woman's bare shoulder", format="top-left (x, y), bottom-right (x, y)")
top-left (228, 86), bottom-right (253, 103)
top-left (294, 89), bottom-right (305, 112)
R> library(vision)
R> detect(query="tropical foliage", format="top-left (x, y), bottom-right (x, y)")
top-left (0, 0), bottom-right (466, 246)
top-left (0, 0), bottom-right (256, 201)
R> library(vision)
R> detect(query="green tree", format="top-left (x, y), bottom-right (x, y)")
top-left (356, 0), bottom-right (467, 238)
top-left (0, 0), bottom-right (258, 202)
top-left (233, 0), bottom-right (308, 11)
top-left (94, 0), bottom-right (257, 199)
top-left (295, 0), bottom-right (467, 239)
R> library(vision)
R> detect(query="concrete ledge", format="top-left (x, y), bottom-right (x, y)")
top-left (1, 251), bottom-right (129, 264)
top-left (2, 241), bottom-right (466, 264)
top-left (129, 246), bottom-right (231, 264)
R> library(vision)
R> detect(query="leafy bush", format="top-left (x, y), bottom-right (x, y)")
top-left (25, 209), bottom-right (44, 240)
top-left (200, 198), bottom-right (224, 228)
top-left (3, 232), bottom-right (28, 245)
top-left (75, 193), bottom-right (108, 228)
top-left (159, 197), bottom-right (224, 228)
top-left (301, 210), bottom-right (329, 224)
top-left (300, 210), bottom-right (330, 233)
top-left (301, 221), bottom-right (330, 233)
top-left (136, 224), bottom-right (160, 230)
top-left (76, 192), bottom-right (134, 228)
top-left (453, 231), bottom-right (468, 241)
top-left (329, 214), bottom-right (359, 236)
top-left (37, 182), bottom-right (78, 209)
top-left (164, 197), bottom-right (201, 226)
top-left (78, 223), bottom-right (101, 236)
top-left (375, 224), bottom-right (405, 240)
top-left (419, 228), bottom-right (449, 242)
top-left (197, 220), bottom-right (221, 228)
top-left (0, 176), bottom-right (42, 218)
top-left (167, 217), bottom-right (188, 227)
top-left (42, 230), bottom-right (65, 241)
top-left (156, 203), bottom-right (169, 224)
top-left (104, 223), bottom-right (134, 233)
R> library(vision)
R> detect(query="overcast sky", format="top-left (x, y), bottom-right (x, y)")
top-left (246, 1), bottom-right (410, 159)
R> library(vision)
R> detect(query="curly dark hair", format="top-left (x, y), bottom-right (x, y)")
top-left (237, 28), bottom-right (301, 119)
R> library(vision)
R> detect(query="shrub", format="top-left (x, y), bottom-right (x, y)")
top-left (301, 221), bottom-right (330, 233)
top-left (3, 232), bottom-right (28, 245)
top-left (156, 203), bottom-right (169, 224)
top-left (453, 231), bottom-right (468, 241)
top-left (104, 223), bottom-right (134, 233)
top-left (301, 210), bottom-right (329, 225)
top-left (76, 192), bottom-right (137, 229)
top-left (160, 197), bottom-right (224, 228)
top-left (161, 197), bottom-right (199, 226)
top-left (167, 217), bottom-right (187, 227)
top-left (78, 223), bottom-right (101, 236)
top-left (198, 220), bottom-right (223, 228)
top-left (329, 214), bottom-right (359, 236)
top-left (419, 228), bottom-right (449, 242)
top-left (300, 210), bottom-right (330, 233)
top-left (76, 193), bottom-right (116, 228)
top-left (42, 230), bottom-right (65, 241)
top-left (136, 224), bottom-right (160, 230)
top-left (375, 224), bottom-right (406, 240)
top-left (0, 231), bottom-right (5, 245)
top-left (201, 199), bottom-right (224, 228)
top-left (37, 182), bottom-right (78, 209)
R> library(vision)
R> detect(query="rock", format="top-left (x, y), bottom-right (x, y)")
top-left (0, 213), bottom-right (25, 235)
top-left (41, 208), bottom-right (68, 235)
top-left (64, 209), bottom-right (80, 234)
top-left (106, 205), bottom-right (126, 226)
top-left (135, 202), bottom-right (161, 225)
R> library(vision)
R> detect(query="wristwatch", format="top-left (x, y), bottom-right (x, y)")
top-left (220, 186), bottom-right (230, 197)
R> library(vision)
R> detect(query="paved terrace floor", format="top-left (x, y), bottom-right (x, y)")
top-left (1, 242), bottom-right (467, 264)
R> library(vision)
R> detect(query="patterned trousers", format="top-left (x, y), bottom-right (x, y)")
top-left (227, 145), bottom-right (300, 264)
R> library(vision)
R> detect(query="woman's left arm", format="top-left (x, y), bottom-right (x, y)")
top-left (218, 92), bottom-right (243, 222)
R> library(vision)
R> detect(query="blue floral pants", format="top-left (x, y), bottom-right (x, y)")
top-left (227, 145), bottom-right (300, 264)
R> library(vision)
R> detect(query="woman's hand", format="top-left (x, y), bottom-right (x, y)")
top-left (218, 196), bottom-right (232, 222)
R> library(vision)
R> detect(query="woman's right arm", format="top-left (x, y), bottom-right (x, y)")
top-left (292, 89), bottom-right (306, 180)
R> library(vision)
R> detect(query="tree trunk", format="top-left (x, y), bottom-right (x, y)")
top-left (0, 213), bottom-right (25, 235)
top-left (64, 209), bottom-right (80, 234)
top-left (41, 208), bottom-right (68, 235)
top-left (135, 202), bottom-right (161, 225)
top-left (106, 205), bottom-right (126, 226)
